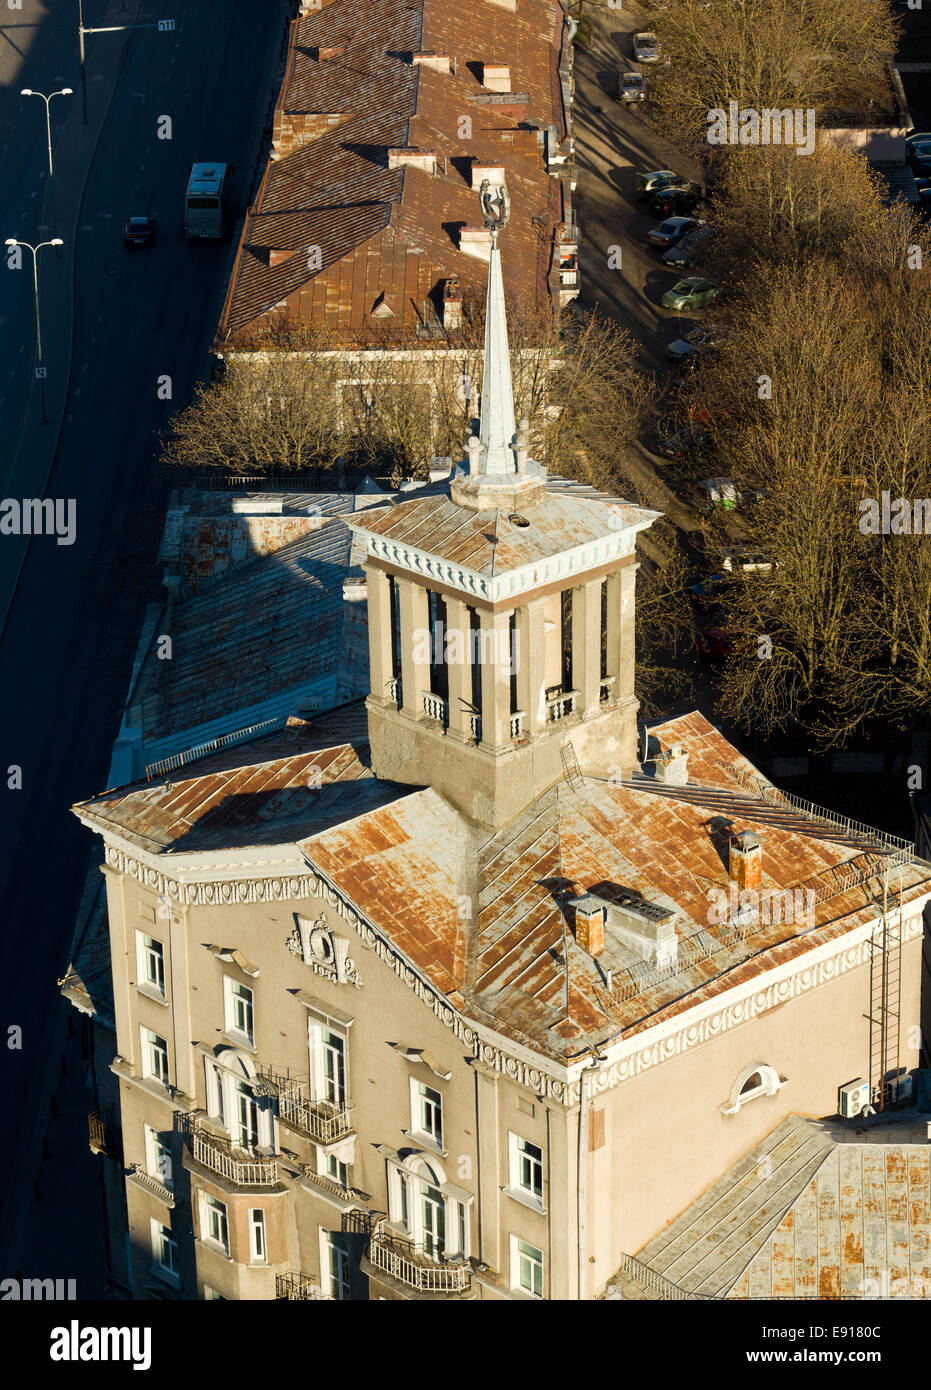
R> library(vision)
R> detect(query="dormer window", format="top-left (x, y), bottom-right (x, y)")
top-left (721, 1063), bottom-right (784, 1114)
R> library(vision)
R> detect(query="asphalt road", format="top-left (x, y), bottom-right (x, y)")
top-left (0, 0), bottom-right (290, 1273)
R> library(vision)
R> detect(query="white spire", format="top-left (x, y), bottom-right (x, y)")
top-left (478, 232), bottom-right (517, 475)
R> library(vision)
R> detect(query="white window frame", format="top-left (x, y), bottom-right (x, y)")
top-left (249, 1208), bottom-right (267, 1265)
top-left (409, 1077), bottom-right (443, 1150)
top-left (507, 1131), bottom-right (544, 1208)
top-left (140, 1027), bottom-right (169, 1086)
top-left (721, 1062), bottom-right (784, 1115)
top-left (203, 1194), bottom-right (229, 1254)
top-left (224, 976), bottom-right (254, 1046)
top-left (319, 1230), bottom-right (351, 1301)
top-left (144, 1124), bottom-right (173, 1191)
top-left (308, 1017), bottom-right (348, 1109)
top-left (203, 1049), bottom-right (275, 1152)
top-left (136, 931), bottom-right (166, 997)
top-left (150, 1218), bottom-right (179, 1281)
top-left (386, 1157), bottom-right (471, 1260)
top-left (325, 1152), bottom-right (349, 1189)
top-left (510, 1234), bottom-right (544, 1299)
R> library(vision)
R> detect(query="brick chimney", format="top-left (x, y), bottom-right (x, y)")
top-left (387, 148), bottom-right (437, 174)
top-left (470, 162), bottom-right (506, 191)
top-left (413, 52), bottom-right (452, 73)
top-left (729, 831), bottom-right (762, 891)
top-left (568, 895), bottom-right (605, 958)
top-left (482, 64), bottom-right (511, 92)
top-left (442, 276), bottom-right (463, 330)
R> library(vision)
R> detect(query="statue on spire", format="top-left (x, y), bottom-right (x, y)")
top-left (479, 180), bottom-right (510, 241)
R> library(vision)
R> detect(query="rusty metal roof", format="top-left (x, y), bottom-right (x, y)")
top-left (606, 1114), bottom-right (931, 1300)
top-left (75, 710), bottom-right (931, 1063)
top-left (217, 0), bottom-right (569, 344)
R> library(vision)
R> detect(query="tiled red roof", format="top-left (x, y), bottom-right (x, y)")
top-left (217, 0), bottom-right (570, 345)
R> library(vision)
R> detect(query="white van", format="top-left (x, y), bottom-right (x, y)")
top-left (184, 163), bottom-right (228, 238)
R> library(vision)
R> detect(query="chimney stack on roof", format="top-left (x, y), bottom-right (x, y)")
top-left (570, 896), bottom-right (605, 958)
top-left (387, 148), bottom-right (437, 174)
top-left (482, 64), bottom-right (512, 93)
top-left (443, 276), bottom-right (463, 330)
top-left (654, 744), bottom-right (689, 785)
top-left (729, 831), bottom-right (762, 891)
top-left (413, 52), bottom-right (452, 73)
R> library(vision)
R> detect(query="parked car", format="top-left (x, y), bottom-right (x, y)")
top-left (123, 216), bottom-right (155, 247)
top-left (662, 223), bottom-right (713, 268)
top-left (633, 31), bottom-right (661, 63)
top-left (696, 476), bottom-right (740, 510)
top-left (656, 423), bottom-right (711, 458)
top-left (635, 169), bottom-right (688, 199)
top-left (906, 130), bottom-right (931, 147)
top-left (722, 545), bottom-right (772, 573)
top-left (649, 184), bottom-right (703, 216)
top-left (689, 572), bottom-right (733, 610)
top-left (646, 215), bottom-right (702, 249)
top-left (907, 141), bottom-right (931, 178)
top-left (660, 277), bottom-right (721, 311)
top-left (618, 71), bottom-right (647, 103)
top-left (666, 325), bottom-right (717, 365)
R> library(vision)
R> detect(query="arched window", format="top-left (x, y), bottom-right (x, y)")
top-left (721, 1063), bottom-right (784, 1115)
top-left (204, 1046), bottom-right (275, 1152)
top-left (386, 1151), bottom-right (472, 1262)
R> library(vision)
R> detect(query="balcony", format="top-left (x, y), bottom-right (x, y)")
top-left (189, 1121), bottom-right (278, 1187)
top-left (545, 687), bottom-right (578, 723)
top-left (367, 1220), bottom-right (471, 1295)
top-left (262, 1072), bottom-right (353, 1144)
top-left (386, 677), bottom-right (402, 708)
top-left (510, 710), bottom-right (525, 738)
top-left (422, 690), bottom-right (449, 725)
top-left (88, 1109), bottom-right (122, 1162)
top-left (276, 1272), bottom-right (332, 1301)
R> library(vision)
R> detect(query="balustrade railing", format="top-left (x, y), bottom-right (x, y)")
top-left (422, 691), bottom-right (449, 724)
top-left (545, 689), bottom-right (578, 722)
top-left (190, 1123), bottom-right (278, 1187)
top-left (510, 710), bottom-right (525, 738)
top-left (275, 1272), bottom-right (332, 1300)
top-left (368, 1221), bottom-right (471, 1294)
top-left (599, 676), bottom-right (615, 704)
top-left (260, 1070), bottom-right (353, 1144)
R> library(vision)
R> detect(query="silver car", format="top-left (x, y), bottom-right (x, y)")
top-left (618, 71), bottom-right (647, 103)
top-left (633, 32), bottom-right (661, 63)
top-left (662, 224), bottom-right (712, 268)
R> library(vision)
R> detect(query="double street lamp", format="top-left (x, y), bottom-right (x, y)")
top-left (20, 87), bottom-right (73, 178)
top-left (5, 237), bottom-right (64, 364)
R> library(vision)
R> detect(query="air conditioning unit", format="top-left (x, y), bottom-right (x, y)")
top-left (893, 1073), bottom-right (914, 1104)
top-left (838, 1078), bottom-right (870, 1118)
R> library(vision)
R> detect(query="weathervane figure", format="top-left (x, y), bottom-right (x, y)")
top-left (479, 178), bottom-right (510, 242)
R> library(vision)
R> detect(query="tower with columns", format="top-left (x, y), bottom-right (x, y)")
top-left (349, 185), bottom-right (659, 829)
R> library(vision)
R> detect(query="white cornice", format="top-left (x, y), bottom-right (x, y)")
top-left (348, 520), bottom-right (655, 604)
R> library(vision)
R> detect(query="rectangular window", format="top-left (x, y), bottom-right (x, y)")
top-left (399, 1172), bottom-right (409, 1230)
top-left (512, 1236), bottom-right (544, 1299)
top-left (151, 1219), bottom-right (179, 1278)
top-left (325, 1153), bottom-right (349, 1189)
top-left (141, 1028), bottom-right (169, 1086)
top-left (321, 1030), bottom-right (346, 1107)
top-left (420, 1182), bottom-right (446, 1260)
top-left (321, 1232), bottom-right (350, 1301)
top-left (136, 933), bottom-right (165, 995)
top-left (144, 1125), bottom-right (173, 1190)
top-left (235, 1079), bottom-right (259, 1152)
top-left (205, 1195), bottom-right (229, 1253)
top-left (412, 1080), bottom-right (443, 1148)
top-left (509, 1133), bottom-right (543, 1204)
top-left (249, 1209), bottom-right (266, 1264)
top-left (225, 978), bottom-right (254, 1045)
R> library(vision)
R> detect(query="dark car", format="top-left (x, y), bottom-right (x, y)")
top-left (634, 169), bottom-right (691, 200)
top-left (656, 423), bottom-right (711, 458)
top-left (648, 183), bottom-right (703, 216)
top-left (646, 215), bottom-right (702, 249)
top-left (124, 216), bottom-right (155, 247)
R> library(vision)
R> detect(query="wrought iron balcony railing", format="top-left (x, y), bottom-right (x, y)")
top-left (276, 1272), bottom-right (332, 1300)
top-left (261, 1071), bottom-right (353, 1144)
top-left (88, 1110), bottom-right (122, 1161)
top-left (189, 1121), bottom-right (278, 1187)
top-left (368, 1220), bottom-right (471, 1295)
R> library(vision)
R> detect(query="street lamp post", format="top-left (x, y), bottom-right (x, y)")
top-left (4, 237), bottom-right (64, 364)
top-left (20, 88), bottom-right (74, 178)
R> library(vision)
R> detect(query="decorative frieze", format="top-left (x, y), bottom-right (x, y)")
top-left (287, 914), bottom-right (362, 987)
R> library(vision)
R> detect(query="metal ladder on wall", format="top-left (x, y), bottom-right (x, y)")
top-left (867, 871), bottom-right (904, 1110)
